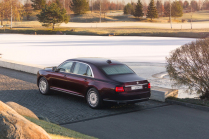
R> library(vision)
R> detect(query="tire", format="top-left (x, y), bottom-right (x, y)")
top-left (86, 88), bottom-right (103, 109)
top-left (38, 77), bottom-right (51, 95)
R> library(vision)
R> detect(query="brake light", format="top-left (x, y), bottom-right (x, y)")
top-left (115, 87), bottom-right (124, 92)
top-left (148, 83), bottom-right (151, 89)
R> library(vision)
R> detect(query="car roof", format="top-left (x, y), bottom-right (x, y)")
top-left (67, 57), bottom-right (123, 67)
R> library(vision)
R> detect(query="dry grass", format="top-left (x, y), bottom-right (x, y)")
top-left (180, 10), bottom-right (209, 22)
top-left (49, 134), bottom-right (75, 139)
top-left (1, 27), bottom-right (209, 38)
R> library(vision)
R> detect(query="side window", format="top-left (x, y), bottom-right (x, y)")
top-left (58, 62), bottom-right (73, 73)
top-left (86, 67), bottom-right (92, 77)
top-left (73, 62), bottom-right (92, 77)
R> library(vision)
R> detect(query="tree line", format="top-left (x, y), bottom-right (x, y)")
top-left (1, 0), bottom-right (209, 28)
top-left (124, 0), bottom-right (205, 20)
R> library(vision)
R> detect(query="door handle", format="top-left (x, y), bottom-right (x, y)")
top-left (84, 78), bottom-right (87, 82)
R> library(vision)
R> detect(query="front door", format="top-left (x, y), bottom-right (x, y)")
top-left (50, 61), bottom-right (74, 91)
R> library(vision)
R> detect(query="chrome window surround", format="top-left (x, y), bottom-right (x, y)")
top-left (57, 60), bottom-right (94, 78)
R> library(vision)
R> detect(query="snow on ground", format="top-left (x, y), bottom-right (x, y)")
top-left (0, 34), bottom-right (195, 65)
top-left (0, 34), bottom-right (197, 98)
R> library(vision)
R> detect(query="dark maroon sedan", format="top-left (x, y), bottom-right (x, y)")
top-left (37, 58), bottom-right (151, 108)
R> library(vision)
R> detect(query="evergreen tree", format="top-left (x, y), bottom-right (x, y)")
top-left (146, 0), bottom-right (158, 20)
top-left (123, 3), bottom-right (134, 15)
top-left (55, 0), bottom-right (62, 8)
top-left (70, 0), bottom-right (89, 14)
top-left (134, 0), bottom-right (143, 18)
top-left (124, 5), bottom-right (128, 14)
top-left (37, 3), bottom-right (69, 29)
top-left (171, 1), bottom-right (183, 19)
top-left (31, 0), bottom-right (46, 10)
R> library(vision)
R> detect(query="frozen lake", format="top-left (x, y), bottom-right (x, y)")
top-left (0, 34), bottom-right (195, 66)
top-left (0, 34), bottom-right (197, 98)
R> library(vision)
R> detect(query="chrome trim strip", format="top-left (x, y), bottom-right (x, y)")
top-left (103, 97), bottom-right (149, 102)
top-left (125, 83), bottom-right (148, 87)
top-left (50, 87), bottom-right (84, 97)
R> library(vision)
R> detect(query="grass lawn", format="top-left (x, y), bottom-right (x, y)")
top-left (179, 10), bottom-right (209, 22)
top-left (167, 97), bottom-right (209, 107)
top-left (25, 116), bottom-right (97, 139)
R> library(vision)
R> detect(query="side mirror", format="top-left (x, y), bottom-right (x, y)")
top-left (52, 66), bottom-right (58, 72)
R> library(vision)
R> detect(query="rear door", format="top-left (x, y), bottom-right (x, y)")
top-left (65, 62), bottom-right (93, 96)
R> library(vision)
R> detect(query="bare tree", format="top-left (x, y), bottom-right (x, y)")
top-left (166, 39), bottom-right (209, 99)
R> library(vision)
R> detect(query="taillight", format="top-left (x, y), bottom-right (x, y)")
top-left (148, 83), bottom-right (151, 89)
top-left (115, 87), bottom-right (124, 92)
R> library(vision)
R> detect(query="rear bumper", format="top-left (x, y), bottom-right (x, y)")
top-left (103, 97), bottom-right (150, 104)
top-left (103, 90), bottom-right (151, 103)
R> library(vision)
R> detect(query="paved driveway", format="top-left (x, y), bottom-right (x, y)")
top-left (0, 67), bottom-right (166, 125)
top-left (64, 105), bottom-right (209, 139)
top-left (1, 67), bottom-right (209, 139)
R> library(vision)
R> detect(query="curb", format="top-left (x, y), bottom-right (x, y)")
top-left (166, 99), bottom-right (209, 112)
top-left (0, 59), bottom-right (45, 75)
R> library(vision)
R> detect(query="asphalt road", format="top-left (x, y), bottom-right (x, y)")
top-left (63, 105), bottom-right (209, 139)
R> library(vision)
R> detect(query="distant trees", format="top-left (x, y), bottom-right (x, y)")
top-left (24, 0), bottom-right (33, 20)
top-left (183, 1), bottom-right (189, 9)
top-left (164, 1), bottom-right (170, 17)
top-left (0, 1), bottom-right (4, 25)
top-left (134, 0), bottom-right (143, 18)
top-left (37, 2), bottom-right (69, 29)
top-left (70, 0), bottom-right (89, 14)
top-left (54, 0), bottom-right (63, 8)
top-left (191, 0), bottom-right (199, 11)
top-left (156, 0), bottom-right (163, 17)
top-left (171, 1), bottom-right (183, 18)
top-left (31, 0), bottom-right (46, 10)
top-left (0, 0), bottom-right (24, 25)
top-left (147, 0), bottom-right (158, 20)
top-left (92, 0), bottom-right (124, 11)
top-left (164, 1), bottom-right (183, 19)
top-left (202, 0), bottom-right (209, 10)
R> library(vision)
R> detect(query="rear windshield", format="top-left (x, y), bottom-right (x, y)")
top-left (102, 64), bottom-right (134, 75)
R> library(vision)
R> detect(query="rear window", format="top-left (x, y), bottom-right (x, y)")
top-left (102, 65), bottom-right (134, 75)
